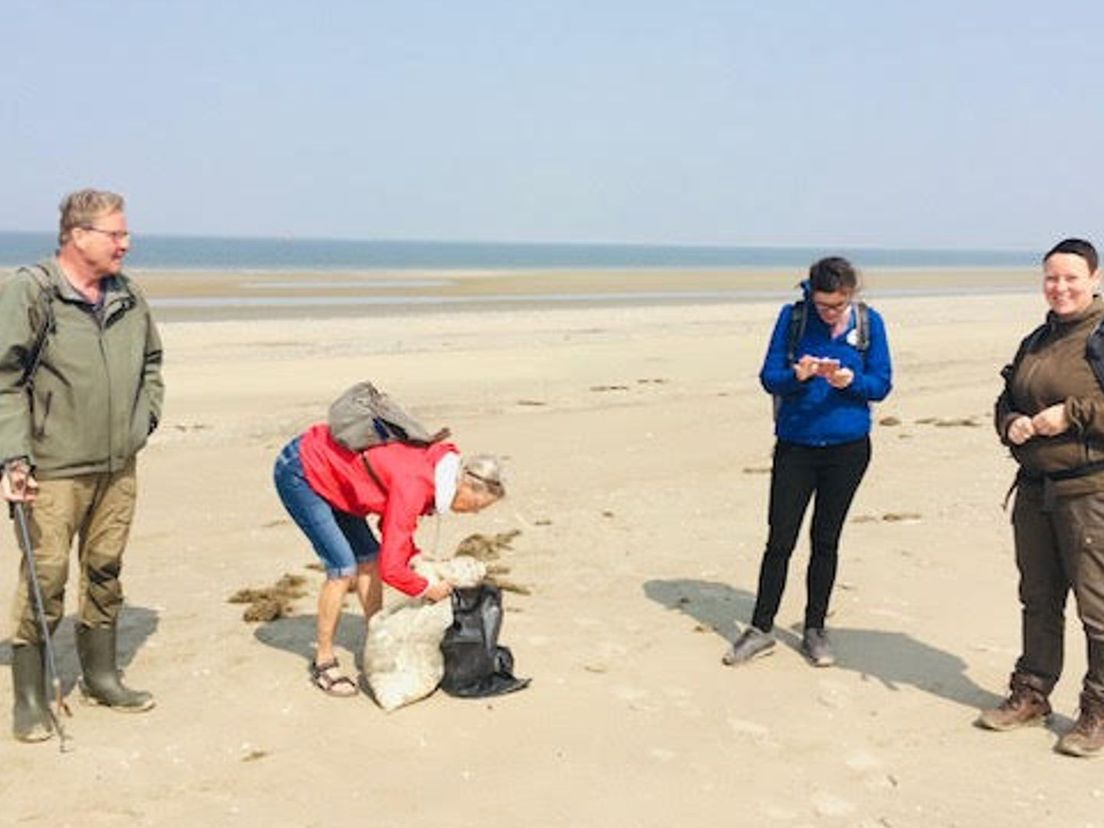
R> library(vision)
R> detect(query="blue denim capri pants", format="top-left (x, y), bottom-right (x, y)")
top-left (273, 436), bottom-right (380, 579)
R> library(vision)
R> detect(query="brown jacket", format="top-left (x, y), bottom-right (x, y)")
top-left (995, 297), bottom-right (1104, 496)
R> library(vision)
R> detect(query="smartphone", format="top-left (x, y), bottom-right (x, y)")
top-left (816, 358), bottom-right (841, 376)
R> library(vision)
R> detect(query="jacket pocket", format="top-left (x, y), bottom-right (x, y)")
top-left (128, 390), bottom-right (152, 454)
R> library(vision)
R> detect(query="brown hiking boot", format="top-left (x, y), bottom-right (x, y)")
top-left (1057, 694), bottom-right (1104, 757)
top-left (976, 672), bottom-right (1052, 731)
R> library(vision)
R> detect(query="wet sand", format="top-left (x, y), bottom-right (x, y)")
top-left (133, 266), bottom-right (1038, 321)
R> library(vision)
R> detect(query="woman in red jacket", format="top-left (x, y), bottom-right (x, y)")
top-left (273, 423), bottom-right (505, 696)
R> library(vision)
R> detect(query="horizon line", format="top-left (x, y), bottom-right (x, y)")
top-left (0, 229), bottom-right (1039, 254)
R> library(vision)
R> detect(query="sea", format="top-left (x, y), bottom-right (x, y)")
top-left (0, 231), bottom-right (1038, 316)
top-left (0, 231), bottom-right (1036, 271)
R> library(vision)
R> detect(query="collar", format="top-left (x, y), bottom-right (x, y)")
top-left (434, 451), bottom-right (461, 514)
top-left (42, 258), bottom-right (130, 309)
top-left (1047, 295), bottom-right (1104, 331)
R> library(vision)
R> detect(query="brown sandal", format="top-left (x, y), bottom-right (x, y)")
top-left (309, 658), bottom-right (358, 697)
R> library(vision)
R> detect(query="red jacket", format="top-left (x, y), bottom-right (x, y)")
top-left (298, 423), bottom-right (458, 596)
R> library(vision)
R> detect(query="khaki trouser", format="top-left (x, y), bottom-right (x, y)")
top-left (9, 459), bottom-right (137, 644)
top-left (1012, 481), bottom-right (1104, 702)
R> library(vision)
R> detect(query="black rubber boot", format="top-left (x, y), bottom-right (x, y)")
top-left (11, 644), bottom-right (54, 742)
top-left (76, 624), bottom-right (154, 712)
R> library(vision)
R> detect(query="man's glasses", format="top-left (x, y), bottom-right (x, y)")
top-left (81, 226), bottom-right (131, 243)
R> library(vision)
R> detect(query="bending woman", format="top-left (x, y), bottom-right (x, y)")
top-left (273, 422), bottom-right (504, 696)
top-left (725, 256), bottom-right (892, 668)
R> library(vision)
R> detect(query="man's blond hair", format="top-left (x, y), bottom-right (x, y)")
top-left (58, 189), bottom-right (125, 246)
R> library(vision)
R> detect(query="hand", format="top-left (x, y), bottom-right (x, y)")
top-left (1006, 415), bottom-right (1035, 445)
top-left (826, 366), bottom-right (854, 389)
top-left (1031, 403), bottom-right (1070, 437)
top-left (794, 355), bottom-right (819, 382)
top-left (423, 580), bottom-right (453, 603)
top-left (1, 460), bottom-right (37, 503)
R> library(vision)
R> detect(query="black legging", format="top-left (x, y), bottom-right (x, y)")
top-left (751, 436), bottom-right (871, 632)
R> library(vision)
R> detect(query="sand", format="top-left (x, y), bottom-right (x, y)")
top-left (1, 274), bottom-right (1100, 827)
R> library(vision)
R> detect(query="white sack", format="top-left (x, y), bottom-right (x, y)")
top-left (362, 555), bottom-right (485, 711)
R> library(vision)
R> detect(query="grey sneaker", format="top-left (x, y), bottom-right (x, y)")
top-left (722, 627), bottom-right (776, 666)
top-left (802, 628), bottom-right (835, 667)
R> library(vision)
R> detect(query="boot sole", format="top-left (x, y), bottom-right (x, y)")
top-left (974, 713), bottom-right (1049, 732)
top-left (78, 690), bottom-right (156, 713)
top-left (13, 726), bottom-right (54, 743)
top-left (1057, 739), bottom-right (1103, 757)
top-left (722, 643), bottom-right (776, 666)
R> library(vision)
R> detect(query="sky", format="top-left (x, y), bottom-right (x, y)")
top-left (3, 0), bottom-right (1102, 249)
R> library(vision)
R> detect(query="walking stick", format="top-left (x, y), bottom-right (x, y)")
top-left (10, 501), bottom-right (71, 751)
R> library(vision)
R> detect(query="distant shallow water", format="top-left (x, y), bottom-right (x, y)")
top-left (149, 282), bottom-right (1035, 310)
top-left (0, 231), bottom-right (1037, 270)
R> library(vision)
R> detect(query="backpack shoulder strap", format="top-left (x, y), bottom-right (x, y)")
top-left (16, 264), bottom-right (57, 386)
top-left (854, 301), bottom-right (871, 351)
top-left (784, 300), bottom-right (806, 364)
top-left (1085, 319), bottom-right (1104, 392)
top-left (1002, 322), bottom-right (1048, 385)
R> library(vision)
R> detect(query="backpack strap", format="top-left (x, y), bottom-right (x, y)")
top-left (17, 265), bottom-right (57, 388)
top-left (854, 301), bottom-right (870, 352)
top-left (361, 454), bottom-right (387, 494)
top-left (1085, 319), bottom-right (1104, 392)
top-left (1001, 322), bottom-right (1049, 386)
top-left (784, 300), bottom-right (807, 365)
top-left (785, 299), bottom-right (870, 363)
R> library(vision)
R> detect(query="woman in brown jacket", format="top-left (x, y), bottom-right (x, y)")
top-left (983, 238), bottom-right (1104, 758)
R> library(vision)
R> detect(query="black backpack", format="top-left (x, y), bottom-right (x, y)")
top-left (439, 584), bottom-right (530, 698)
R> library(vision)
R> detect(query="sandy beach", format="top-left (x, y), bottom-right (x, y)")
top-left (2, 270), bottom-right (1100, 827)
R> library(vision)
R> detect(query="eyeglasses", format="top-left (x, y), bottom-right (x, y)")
top-left (813, 298), bottom-right (851, 313)
top-left (463, 469), bottom-right (504, 497)
top-left (81, 226), bottom-right (131, 243)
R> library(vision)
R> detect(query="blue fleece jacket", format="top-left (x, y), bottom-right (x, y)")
top-left (759, 283), bottom-right (893, 446)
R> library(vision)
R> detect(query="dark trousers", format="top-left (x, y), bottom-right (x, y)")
top-left (1012, 482), bottom-right (1104, 702)
top-left (751, 437), bottom-right (871, 633)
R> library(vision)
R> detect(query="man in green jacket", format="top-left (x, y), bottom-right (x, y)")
top-left (0, 188), bottom-right (164, 743)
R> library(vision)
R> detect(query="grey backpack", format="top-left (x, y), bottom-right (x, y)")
top-left (327, 380), bottom-right (450, 452)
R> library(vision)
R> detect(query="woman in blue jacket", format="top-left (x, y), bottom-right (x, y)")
top-left (725, 256), bottom-right (893, 668)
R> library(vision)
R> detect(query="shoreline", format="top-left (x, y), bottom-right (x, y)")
top-left (125, 265), bottom-right (1039, 322)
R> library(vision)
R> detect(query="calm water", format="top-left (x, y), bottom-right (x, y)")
top-left (0, 231), bottom-right (1036, 270)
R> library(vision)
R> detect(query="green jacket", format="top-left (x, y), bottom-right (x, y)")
top-left (0, 258), bottom-right (164, 479)
top-left (995, 297), bottom-right (1104, 496)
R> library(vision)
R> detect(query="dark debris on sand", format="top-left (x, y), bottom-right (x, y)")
top-left (228, 573), bottom-right (309, 622)
top-left (455, 530), bottom-right (532, 595)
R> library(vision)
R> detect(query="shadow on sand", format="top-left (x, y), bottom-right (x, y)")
top-left (0, 605), bottom-right (160, 695)
top-left (253, 611), bottom-right (367, 668)
top-left (644, 577), bottom-right (1003, 711)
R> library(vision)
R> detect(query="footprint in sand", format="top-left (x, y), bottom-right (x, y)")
top-left (726, 716), bottom-right (778, 749)
top-left (811, 791), bottom-right (856, 817)
top-left (845, 750), bottom-right (882, 771)
top-left (613, 685), bottom-right (660, 712)
top-left (816, 679), bottom-right (851, 710)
